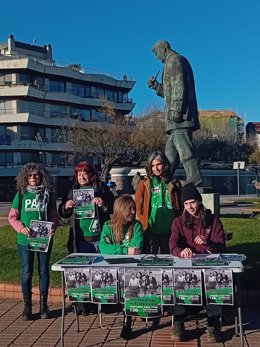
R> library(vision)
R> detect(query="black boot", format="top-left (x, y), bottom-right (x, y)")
top-left (120, 315), bottom-right (132, 340)
top-left (171, 314), bottom-right (185, 342)
top-left (22, 295), bottom-right (32, 321)
top-left (207, 315), bottom-right (221, 342)
top-left (40, 294), bottom-right (50, 319)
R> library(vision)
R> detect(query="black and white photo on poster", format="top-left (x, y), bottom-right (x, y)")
top-left (73, 188), bottom-right (95, 219)
top-left (174, 269), bottom-right (202, 305)
top-left (91, 267), bottom-right (118, 303)
top-left (27, 220), bottom-right (52, 252)
top-left (64, 267), bottom-right (91, 302)
top-left (118, 267), bottom-right (125, 303)
top-left (124, 268), bottom-right (162, 318)
top-left (204, 268), bottom-right (233, 305)
top-left (162, 269), bottom-right (174, 305)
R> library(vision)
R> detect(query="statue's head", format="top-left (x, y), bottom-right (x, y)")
top-left (152, 40), bottom-right (171, 63)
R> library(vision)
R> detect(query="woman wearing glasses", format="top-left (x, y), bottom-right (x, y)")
top-left (8, 163), bottom-right (59, 321)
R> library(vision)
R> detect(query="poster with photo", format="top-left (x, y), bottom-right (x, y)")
top-left (118, 267), bottom-right (125, 303)
top-left (204, 268), bottom-right (234, 305)
top-left (73, 188), bottom-right (95, 219)
top-left (27, 220), bottom-right (52, 252)
top-left (64, 267), bottom-right (92, 302)
top-left (124, 268), bottom-right (162, 318)
top-left (91, 267), bottom-right (118, 304)
top-left (162, 269), bottom-right (174, 305)
top-left (174, 269), bottom-right (202, 305)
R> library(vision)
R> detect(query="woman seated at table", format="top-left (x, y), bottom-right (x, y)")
top-left (99, 194), bottom-right (143, 339)
top-left (99, 194), bottom-right (143, 255)
top-left (169, 183), bottom-right (226, 343)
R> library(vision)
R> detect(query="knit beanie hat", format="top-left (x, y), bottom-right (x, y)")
top-left (181, 183), bottom-right (202, 203)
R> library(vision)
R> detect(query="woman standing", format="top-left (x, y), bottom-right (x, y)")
top-left (8, 163), bottom-right (59, 321)
top-left (58, 161), bottom-right (114, 254)
top-left (135, 150), bottom-right (182, 254)
top-left (169, 183), bottom-right (226, 343)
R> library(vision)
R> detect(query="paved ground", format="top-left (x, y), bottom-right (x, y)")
top-left (0, 299), bottom-right (260, 347)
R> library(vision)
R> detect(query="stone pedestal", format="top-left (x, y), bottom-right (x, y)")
top-left (201, 193), bottom-right (220, 215)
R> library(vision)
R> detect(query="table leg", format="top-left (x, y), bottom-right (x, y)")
top-left (235, 273), bottom-right (244, 347)
top-left (61, 271), bottom-right (65, 347)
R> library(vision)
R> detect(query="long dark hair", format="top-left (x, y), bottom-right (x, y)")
top-left (183, 203), bottom-right (212, 229)
top-left (146, 150), bottom-right (172, 182)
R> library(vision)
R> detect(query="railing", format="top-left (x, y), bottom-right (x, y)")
top-left (0, 81), bottom-right (134, 104)
top-left (0, 53), bottom-right (135, 81)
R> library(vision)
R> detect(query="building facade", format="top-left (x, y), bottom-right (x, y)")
top-left (0, 35), bottom-right (135, 200)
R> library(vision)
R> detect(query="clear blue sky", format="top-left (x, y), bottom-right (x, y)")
top-left (1, 0), bottom-right (259, 123)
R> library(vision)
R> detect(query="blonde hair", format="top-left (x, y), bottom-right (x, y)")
top-left (111, 194), bottom-right (135, 244)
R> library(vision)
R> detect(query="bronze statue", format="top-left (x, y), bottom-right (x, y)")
top-left (148, 40), bottom-right (203, 186)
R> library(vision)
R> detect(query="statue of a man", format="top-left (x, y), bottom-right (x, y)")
top-left (148, 40), bottom-right (203, 186)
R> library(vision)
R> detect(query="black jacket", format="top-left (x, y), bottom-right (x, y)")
top-left (58, 180), bottom-right (114, 253)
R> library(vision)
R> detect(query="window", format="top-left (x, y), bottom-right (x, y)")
top-left (105, 89), bottom-right (113, 101)
top-left (71, 83), bottom-right (86, 97)
top-left (49, 80), bottom-right (66, 92)
top-left (50, 104), bottom-right (67, 118)
top-left (19, 101), bottom-right (45, 117)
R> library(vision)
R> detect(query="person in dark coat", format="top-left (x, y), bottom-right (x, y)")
top-left (169, 183), bottom-right (226, 343)
top-left (59, 161), bottom-right (114, 254)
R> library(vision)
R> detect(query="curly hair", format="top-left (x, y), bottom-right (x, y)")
top-left (16, 163), bottom-right (54, 194)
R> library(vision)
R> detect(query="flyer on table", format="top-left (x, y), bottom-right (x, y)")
top-left (57, 254), bottom-right (92, 266)
top-left (91, 267), bottom-right (118, 304)
top-left (204, 268), bottom-right (234, 305)
top-left (64, 267), bottom-right (92, 302)
top-left (73, 188), bottom-right (95, 219)
top-left (27, 220), bottom-right (52, 252)
top-left (124, 268), bottom-right (162, 318)
top-left (174, 269), bottom-right (202, 305)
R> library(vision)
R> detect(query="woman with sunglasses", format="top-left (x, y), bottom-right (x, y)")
top-left (8, 163), bottom-right (59, 321)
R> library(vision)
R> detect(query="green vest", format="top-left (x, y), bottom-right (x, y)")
top-left (148, 176), bottom-right (175, 235)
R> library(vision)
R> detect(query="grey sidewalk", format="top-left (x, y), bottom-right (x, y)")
top-left (1, 299), bottom-right (260, 347)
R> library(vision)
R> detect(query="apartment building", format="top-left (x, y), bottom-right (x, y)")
top-left (0, 35), bottom-right (135, 199)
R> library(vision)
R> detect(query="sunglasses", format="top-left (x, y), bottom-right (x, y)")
top-left (28, 173), bottom-right (39, 178)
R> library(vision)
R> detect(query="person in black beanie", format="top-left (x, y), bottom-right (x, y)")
top-left (169, 183), bottom-right (226, 343)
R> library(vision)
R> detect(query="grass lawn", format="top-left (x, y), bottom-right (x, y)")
top-left (1, 217), bottom-right (260, 288)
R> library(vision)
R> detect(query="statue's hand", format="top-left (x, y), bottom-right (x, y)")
top-left (147, 76), bottom-right (158, 89)
top-left (169, 111), bottom-right (183, 123)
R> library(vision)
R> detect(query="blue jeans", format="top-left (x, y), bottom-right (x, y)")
top-left (18, 241), bottom-right (53, 297)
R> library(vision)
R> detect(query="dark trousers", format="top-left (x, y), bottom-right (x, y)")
top-left (142, 231), bottom-right (170, 254)
top-left (18, 241), bottom-right (53, 296)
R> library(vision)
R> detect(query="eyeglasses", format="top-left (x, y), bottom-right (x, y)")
top-left (28, 173), bottom-right (39, 178)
